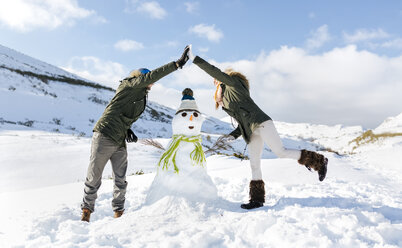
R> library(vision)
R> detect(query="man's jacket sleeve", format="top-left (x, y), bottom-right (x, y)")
top-left (123, 61), bottom-right (177, 88)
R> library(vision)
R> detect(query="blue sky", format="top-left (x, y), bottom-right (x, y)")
top-left (1, 0), bottom-right (402, 128)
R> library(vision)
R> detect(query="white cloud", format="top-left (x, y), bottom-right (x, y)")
top-left (114, 39), bottom-right (144, 52)
top-left (92, 16), bottom-right (108, 24)
top-left (62, 56), bottom-right (128, 89)
top-left (305, 25), bottom-right (331, 50)
top-left (0, 0), bottom-right (100, 32)
top-left (163, 41), bottom-right (179, 47)
top-left (155, 45), bottom-right (402, 128)
top-left (189, 24), bottom-right (223, 42)
top-left (308, 12), bottom-right (316, 19)
top-left (343, 28), bottom-right (390, 43)
top-left (198, 47), bottom-right (209, 53)
top-left (137, 1), bottom-right (167, 19)
top-left (380, 38), bottom-right (402, 49)
top-left (184, 2), bottom-right (199, 13)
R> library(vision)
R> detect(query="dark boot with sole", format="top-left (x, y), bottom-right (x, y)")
top-left (114, 210), bottom-right (124, 218)
top-left (81, 208), bottom-right (91, 222)
top-left (241, 180), bottom-right (265, 210)
top-left (298, 149), bottom-right (328, 181)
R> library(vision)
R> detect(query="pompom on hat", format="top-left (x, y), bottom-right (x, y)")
top-left (129, 68), bottom-right (150, 78)
top-left (176, 88), bottom-right (200, 114)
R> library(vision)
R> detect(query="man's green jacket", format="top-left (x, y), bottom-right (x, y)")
top-left (94, 62), bottom-right (178, 146)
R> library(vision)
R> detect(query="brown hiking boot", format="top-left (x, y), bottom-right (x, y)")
top-left (298, 149), bottom-right (328, 181)
top-left (81, 208), bottom-right (91, 222)
top-left (114, 210), bottom-right (124, 218)
top-left (241, 180), bottom-right (265, 210)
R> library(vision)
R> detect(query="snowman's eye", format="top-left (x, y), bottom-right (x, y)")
top-left (181, 112), bottom-right (187, 117)
top-left (193, 112), bottom-right (199, 117)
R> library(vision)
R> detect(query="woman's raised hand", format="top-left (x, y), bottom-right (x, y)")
top-left (188, 44), bottom-right (195, 61)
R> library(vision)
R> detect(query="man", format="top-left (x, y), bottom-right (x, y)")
top-left (81, 46), bottom-right (190, 222)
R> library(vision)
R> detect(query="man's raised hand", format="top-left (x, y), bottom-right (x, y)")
top-left (176, 45), bottom-right (190, 69)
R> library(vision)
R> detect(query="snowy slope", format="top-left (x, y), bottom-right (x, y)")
top-left (0, 44), bottom-right (89, 80)
top-left (374, 112), bottom-right (402, 134)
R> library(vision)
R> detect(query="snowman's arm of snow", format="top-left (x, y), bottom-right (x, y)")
top-left (122, 61), bottom-right (177, 88)
top-left (193, 56), bottom-right (237, 87)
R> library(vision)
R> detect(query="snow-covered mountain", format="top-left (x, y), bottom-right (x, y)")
top-left (0, 44), bottom-right (231, 138)
top-left (374, 112), bottom-right (402, 134)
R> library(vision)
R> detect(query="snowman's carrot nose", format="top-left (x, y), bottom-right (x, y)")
top-left (189, 115), bottom-right (193, 121)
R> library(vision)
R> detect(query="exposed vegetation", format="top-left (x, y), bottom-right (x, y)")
top-left (88, 95), bottom-right (108, 105)
top-left (204, 139), bottom-right (234, 155)
top-left (31, 83), bottom-right (57, 98)
top-left (66, 126), bottom-right (76, 131)
top-left (139, 138), bottom-right (165, 150)
top-left (138, 138), bottom-right (248, 159)
top-left (130, 170), bottom-right (145, 176)
top-left (52, 118), bottom-right (62, 126)
top-left (0, 65), bottom-right (114, 92)
top-left (349, 130), bottom-right (402, 150)
top-left (0, 118), bottom-right (16, 125)
top-left (145, 106), bottom-right (173, 123)
top-left (0, 118), bottom-right (34, 127)
top-left (18, 120), bottom-right (34, 127)
top-left (320, 147), bottom-right (343, 156)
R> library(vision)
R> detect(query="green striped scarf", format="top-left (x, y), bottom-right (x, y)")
top-left (158, 134), bottom-right (206, 173)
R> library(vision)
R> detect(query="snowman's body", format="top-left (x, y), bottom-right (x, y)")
top-left (146, 107), bottom-right (218, 205)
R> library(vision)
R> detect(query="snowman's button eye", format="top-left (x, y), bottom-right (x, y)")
top-left (181, 112), bottom-right (187, 117)
top-left (193, 112), bottom-right (199, 117)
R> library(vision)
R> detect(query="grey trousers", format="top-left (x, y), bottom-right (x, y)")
top-left (81, 132), bottom-right (128, 212)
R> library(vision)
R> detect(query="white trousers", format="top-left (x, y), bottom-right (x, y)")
top-left (248, 120), bottom-right (301, 180)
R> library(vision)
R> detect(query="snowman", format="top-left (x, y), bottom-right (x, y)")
top-left (145, 88), bottom-right (218, 205)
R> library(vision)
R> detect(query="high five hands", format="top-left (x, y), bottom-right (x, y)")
top-left (175, 45), bottom-right (196, 69)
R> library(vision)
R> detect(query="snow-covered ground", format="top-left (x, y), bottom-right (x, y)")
top-left (1, 123), bottom-right (402, 247)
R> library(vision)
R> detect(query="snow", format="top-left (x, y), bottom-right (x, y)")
top-left (374, 112), bottom-right (402, 134)
top-left (0, 44), bottom-right (83, 79)
top-left (1, 127), bottom-right (402, 247)
top-left (1, 44), bottom-right (402, 247)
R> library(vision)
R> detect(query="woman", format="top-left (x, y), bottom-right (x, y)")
top-left (188, 48), bottom-right (328, 210)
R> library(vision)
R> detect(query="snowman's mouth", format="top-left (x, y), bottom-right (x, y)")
top-left (188, 126), bottom-right (194, 129)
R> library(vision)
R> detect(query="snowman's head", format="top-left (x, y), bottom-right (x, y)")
top-left (172, 110), bottom-right (204, 136)
top-left (172, 88), bottom-right (204, 136)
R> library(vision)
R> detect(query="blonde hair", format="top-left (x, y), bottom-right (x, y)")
top-left (224, 68), bottom-right (249, 89)
top-left (213, 68), bottom-right (250, 110)
top-left (129, 69), bottom-right (142, 78)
